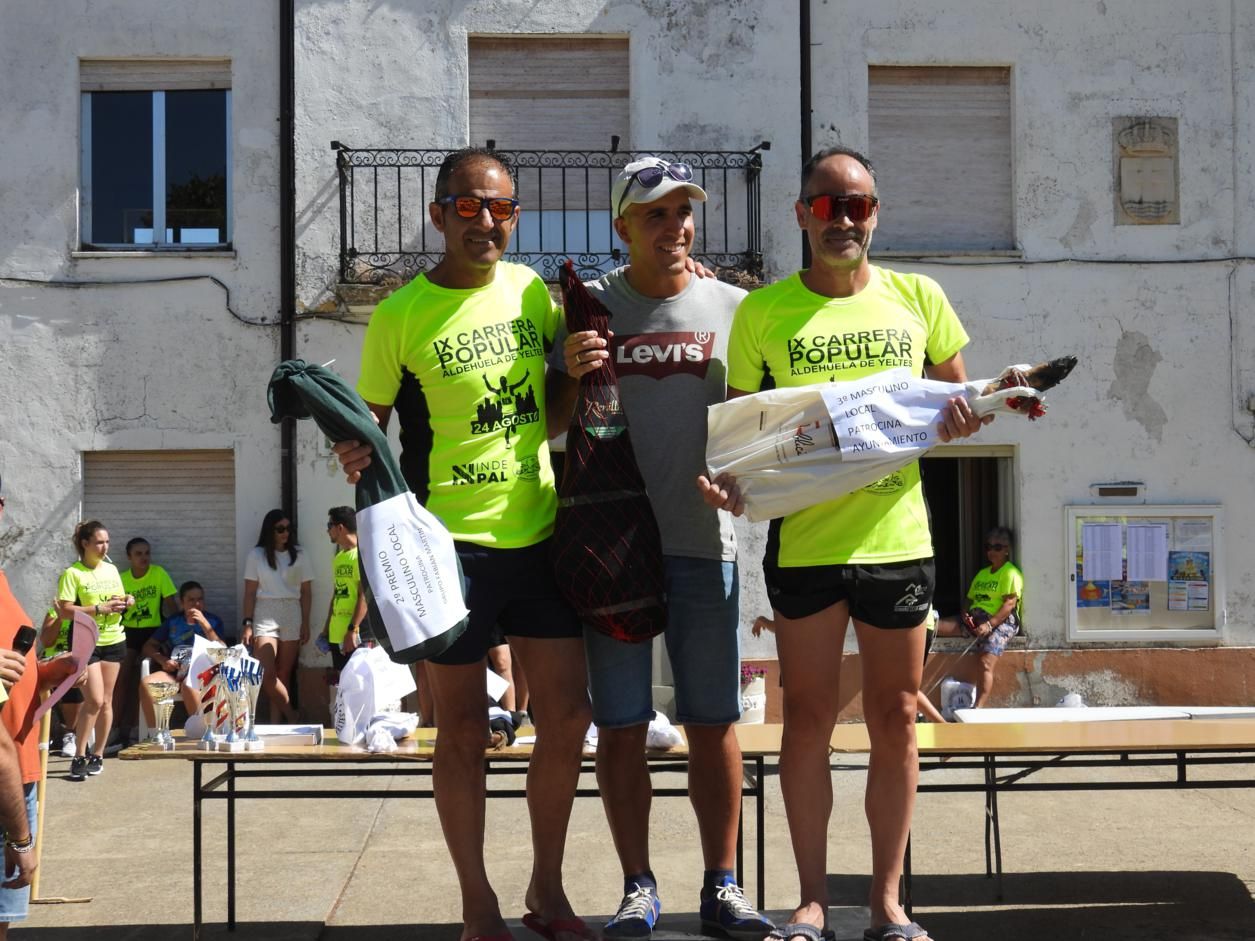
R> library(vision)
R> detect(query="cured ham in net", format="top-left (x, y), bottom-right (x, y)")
top-left (552, 261), bottom-right (667, 642)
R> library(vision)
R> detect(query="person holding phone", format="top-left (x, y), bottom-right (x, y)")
top-left (57, 521), bottom-right (132, 781)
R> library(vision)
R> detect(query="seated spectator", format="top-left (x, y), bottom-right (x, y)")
top-left (933, 526), bottom-right (1024, 708)
top-left (139, 582), bottom-right (223, 731)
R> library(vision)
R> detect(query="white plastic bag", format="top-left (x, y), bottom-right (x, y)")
top-left (334, 646), bottom-right (418, 745)
top-left (706, 367), bottom-right (1042, 522)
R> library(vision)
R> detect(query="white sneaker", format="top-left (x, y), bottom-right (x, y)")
top-left (60, 732), bottom-right (76, 758)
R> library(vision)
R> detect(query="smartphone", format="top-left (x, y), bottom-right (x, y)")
top-left (12, 626), bottom-right (36, 656)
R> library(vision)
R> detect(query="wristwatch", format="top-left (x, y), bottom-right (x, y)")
top-left (242, 618), bottom-right (254, 627)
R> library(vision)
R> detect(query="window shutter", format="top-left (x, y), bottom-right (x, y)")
top-left (83, 450), bottom-right (238, 629)
top-left (469, 37), bottom-right (628, 212)
top-left (868, 66), bottom-right (1013, 252)
top-left (80, 59), bottom-right (232, 91)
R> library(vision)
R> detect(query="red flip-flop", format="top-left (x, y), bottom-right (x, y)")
top-left (521, 913), bottom-right (598, 941)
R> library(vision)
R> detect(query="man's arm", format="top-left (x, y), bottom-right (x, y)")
top-left (0, 725), bottom-right (34, 888)
top-left (696, 386), bottom-right (753, 515)
top-left (545, 370), bottom-right (578, 439)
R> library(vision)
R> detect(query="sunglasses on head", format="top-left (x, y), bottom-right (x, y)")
top-left (617, 161), bottom-right (693, 216)
top-left (803, 193), bottom-right (879, 223)
top-left (985, 542), bottom-right (1008, 551)
top-left (274, 524), bottom-right (290, 533)
top-left (438, 194), bottom-right (519, 221)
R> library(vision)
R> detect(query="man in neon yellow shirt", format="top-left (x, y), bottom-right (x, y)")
top-left (333, 148), bottom-right (593, 941)
top-left (699, 148), bottom-right (987, 941)
top-left (319, 506), bottom-right (366, 672)
top-left (935, 526), bottom-right (1024, 707)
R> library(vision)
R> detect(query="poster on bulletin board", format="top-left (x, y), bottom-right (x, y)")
top-left (1066, 506), bottom-right (1223, 642)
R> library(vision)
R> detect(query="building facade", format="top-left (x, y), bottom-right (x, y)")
top-left (2, 0), bottom-right (1253, 713)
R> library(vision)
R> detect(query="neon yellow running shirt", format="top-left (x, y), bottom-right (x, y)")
top-left (57, 560), bottom-right (126, 646)
top-left (357, 263), bottom-right (561, 548)
top-left (968, 562), bottom-right (1024, 618)
top-left (121, 564), bottom-right (177, 629)
top-left (327, 547), bottom-right (360, 644)
top-left (727, 266), bottom-right (969, 566)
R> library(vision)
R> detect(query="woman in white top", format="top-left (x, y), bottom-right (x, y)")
top-left (241, 509), bottom-right (311, 723)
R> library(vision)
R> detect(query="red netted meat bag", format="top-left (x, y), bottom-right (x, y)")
top-left (552, 261), bottom-right (667, 642)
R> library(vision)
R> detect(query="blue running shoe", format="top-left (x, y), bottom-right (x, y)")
top-left (699, 879), bottom-right (774, 941)
top-left (602, 882), bottom-right (662, 938)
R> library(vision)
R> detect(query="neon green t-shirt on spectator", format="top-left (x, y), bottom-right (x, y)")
top-left (57, 560), bottom-right (126, 646)
top-left (121, 564), bottom-right (177, 630)
top-left (43, 606), bottom-right (70, 656)
top-left (968, 562), bottom-right (1024, 619)
top-left (356, 262), bottom-right (561, 548)
top-left (327, 547), bottom-right (360, 645)
top-left (726, 266), bottom-right (969, 566)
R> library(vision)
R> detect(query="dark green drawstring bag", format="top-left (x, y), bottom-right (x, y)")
top-left (268, 360), bottom-right (469, 663)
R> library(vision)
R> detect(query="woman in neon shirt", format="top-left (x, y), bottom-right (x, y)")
top-left (56, 521), bottom-right (133, 780)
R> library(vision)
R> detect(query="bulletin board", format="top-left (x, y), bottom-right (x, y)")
top-left (1065, 505), bottom-right (1224, 642)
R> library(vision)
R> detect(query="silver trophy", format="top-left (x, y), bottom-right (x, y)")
top-left (242, 656), bottom-right (265, 750)
top-left (220, 665), bottom-right (247, 753)
top-left (198, 647), bottom-right (232, 751)
top-left (148, 679), bottom-right (181, 751)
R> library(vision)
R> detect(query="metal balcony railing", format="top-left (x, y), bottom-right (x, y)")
top-left (333, 140), bottom-right (768, 285)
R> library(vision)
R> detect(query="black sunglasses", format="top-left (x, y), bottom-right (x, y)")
top-left (274, 524), bottom-right (290, 533)
top-left (985, 542), bottom-right (1008, 551)
top-left (437, 195), bottom-right (519, 221)
top-left (804, 193), bottom-right (879, 223)
top-left (617, 161), bottom-right (694, 216)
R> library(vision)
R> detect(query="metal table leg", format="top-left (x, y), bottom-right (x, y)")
top-left (227, 761), bottom-right (236, 931)
top-left (989, 755), bottom-right (1004, 901)
top-left (756, 756), bottom-right (765, 911)
top-left (193, 761), bottom-right (202, 941)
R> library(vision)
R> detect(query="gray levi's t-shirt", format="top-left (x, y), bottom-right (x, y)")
top-left (550, 267), bottom-right (744, 562)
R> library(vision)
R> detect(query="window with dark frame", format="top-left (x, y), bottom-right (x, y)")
top-left (79, 60), bottom-right (230, 250)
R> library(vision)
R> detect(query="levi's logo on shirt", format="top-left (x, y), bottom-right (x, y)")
top-left (613, 332), bottom-right (715, 379)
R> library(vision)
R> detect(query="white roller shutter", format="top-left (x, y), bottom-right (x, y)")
top-left (83, 450), bottom-right (237, 628)
top-left (868, 66), bottom-right (1013, 252)
top-left (80, 58), bottom-right (232, 91)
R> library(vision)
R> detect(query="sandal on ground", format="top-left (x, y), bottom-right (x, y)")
top-left (863, 923), bottom-right (931, 941)
top-left (768, 924), bottom-right (835, 941)
top-left (521, 912), bottom-right (598, 941)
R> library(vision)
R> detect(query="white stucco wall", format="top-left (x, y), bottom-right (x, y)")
top-left (287, 0), bottom-right (1255, 655)
top-left (0, 1), bottom-right (283, 625)
top-left (6, 0), bottom-right (1253, 667)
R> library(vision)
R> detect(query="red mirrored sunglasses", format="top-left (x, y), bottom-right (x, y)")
top-left (804, 193), bottom-right (879, 223)
top-left (438, 195), bottom-right (519, 221)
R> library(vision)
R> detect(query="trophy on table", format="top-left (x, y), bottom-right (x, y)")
top-left (148, 679), bottom-right (181, 751)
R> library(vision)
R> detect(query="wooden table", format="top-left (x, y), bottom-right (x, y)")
top-left (828, 719), bottom-right (1255, 912)
top-left (122, 724), bottom-right (782, 939)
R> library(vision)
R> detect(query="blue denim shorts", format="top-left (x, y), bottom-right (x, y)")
top-left (584, 557), bottom-right (741, 728)
top-left (0, 783), bottom-right (36, 921)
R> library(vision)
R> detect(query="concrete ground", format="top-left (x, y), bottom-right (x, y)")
top-left (18, 736), bottom-right (1255, 940)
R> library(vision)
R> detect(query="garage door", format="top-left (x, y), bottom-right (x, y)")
top-left (83, 450), bottom-right (237, 628)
